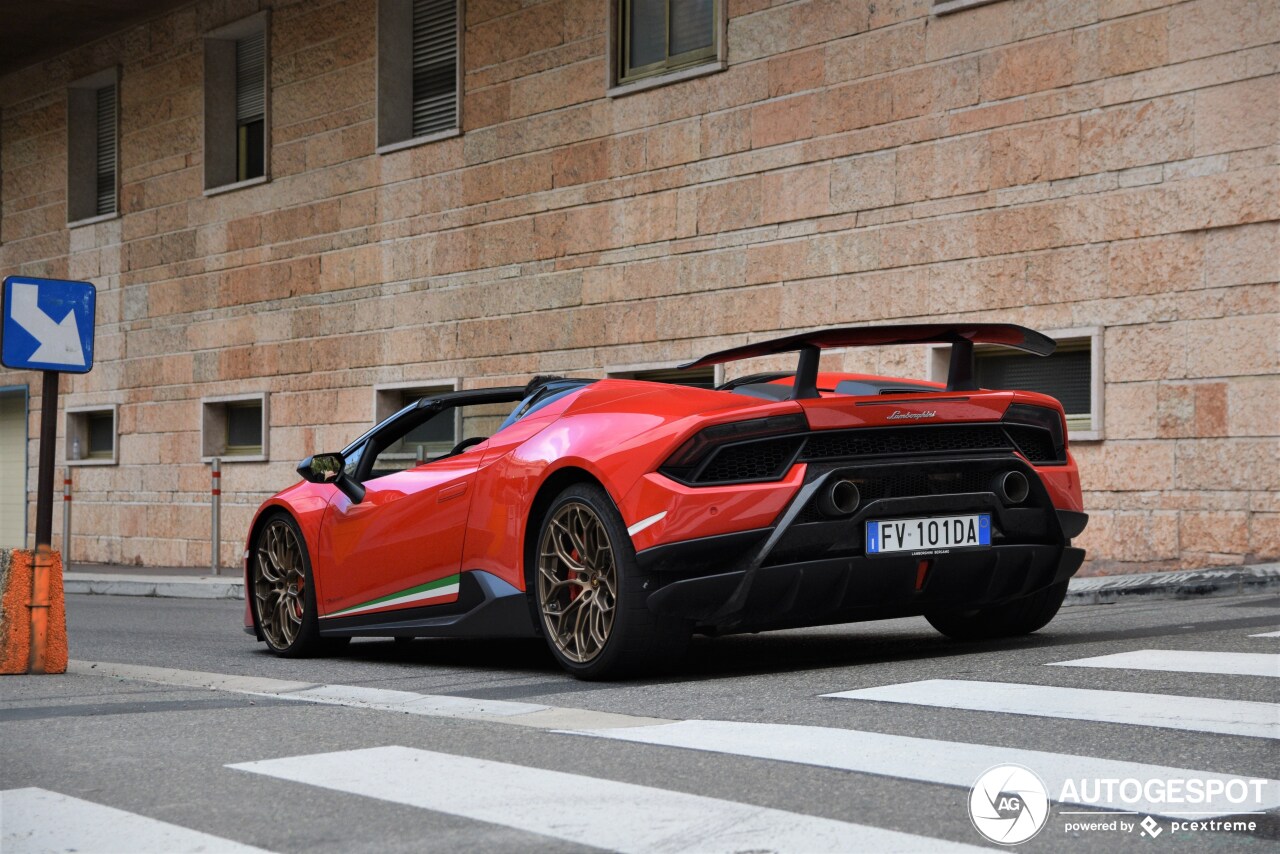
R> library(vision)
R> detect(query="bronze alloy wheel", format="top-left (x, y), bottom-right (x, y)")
top-left (537, 501), bottom-right (618, 663)
top-left (254, 518), bottom-right (307, 650)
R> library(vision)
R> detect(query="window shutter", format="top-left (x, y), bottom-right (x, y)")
top-left (411, 0), bottom-right (457, 137)
top-left (975, 349), bottom-right (1092, 416)
top-left (235, 31), bottom-right (265, 123)
top-left (95, 84), bottom-right (116, 215)
top-left (669, 0), bottom-right (715, 56)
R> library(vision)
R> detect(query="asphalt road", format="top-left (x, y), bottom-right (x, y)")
top-left (2, 592), bottom-right (1277, 853)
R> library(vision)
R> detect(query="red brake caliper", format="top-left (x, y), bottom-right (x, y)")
top-left (568, 545), bottom-right (582, 601)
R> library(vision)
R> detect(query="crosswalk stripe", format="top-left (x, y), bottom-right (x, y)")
top-left (1249, 630), bottom-right (1280, 638)
top-left (1, 787), bottom-right (270, 854)
top-left (823, 680), bottom-right (1278, 739)
top-left (1049, 650), bottom-right (1280, 678)
top-left (563, 720), bottom-right (1280, 817)
top-left (228, 745), bottom-right (987, 853)
top-left (67, 660), bottom-right (671, 730)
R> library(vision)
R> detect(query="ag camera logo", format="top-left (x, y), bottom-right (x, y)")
top-left (969, 764), bottom-right (1050, 845)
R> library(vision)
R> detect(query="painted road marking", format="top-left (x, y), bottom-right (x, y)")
top-left (824, 680), bottom-right (1279, 740)
top-left (1049, 650), bottom-right (1280, 678)
top-left (1, 787), bottom-right (270, 853)
top-left (1248, 630), bottom-right (1280, 638)
top-left (228, 745), bottom-right (987, 853)
top-left (67, 660), bottom-right (670, 730)
top-left (562, 720), bottom-right (1280, 817)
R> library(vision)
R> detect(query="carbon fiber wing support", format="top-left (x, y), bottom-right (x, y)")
top-left (679, 323), bottom-right (1057, 398)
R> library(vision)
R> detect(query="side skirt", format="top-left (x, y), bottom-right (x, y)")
top-left (318, 571), bottom-right (537, 639)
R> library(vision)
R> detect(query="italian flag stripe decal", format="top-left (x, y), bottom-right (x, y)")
top-left (323, 574), bottom-right (460, 619)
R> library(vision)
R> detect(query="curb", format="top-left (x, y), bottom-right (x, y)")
top-left (61, 563), bottom-right (1280, 606)
top-left (1063, 563), bottom-right (1280, 606)
top-left (63, 573), bottom-right (245, 600)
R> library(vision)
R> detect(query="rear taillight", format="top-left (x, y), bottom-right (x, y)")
top-left (1002, 404), bottom-right (1066, 463)
top-left (661, 413), bottom-right (807, 480)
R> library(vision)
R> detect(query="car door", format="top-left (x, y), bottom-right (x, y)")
top-left (316, 389), bottom-right (525, 620)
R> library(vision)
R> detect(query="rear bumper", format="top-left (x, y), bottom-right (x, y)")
top-left (646, 544), bottom-right (1084, 632)
top-left (636, 456), bottom-right (1087, 632)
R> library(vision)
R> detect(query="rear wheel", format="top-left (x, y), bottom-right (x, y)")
top-left (533, 484), bottom-right (689, 679)
top-left (251, 514), bottom-right (348, 657)
top-left (925, 581), bottom-right (1068, 641)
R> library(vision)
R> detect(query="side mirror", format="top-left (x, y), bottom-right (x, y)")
top-left (296, 453), bottom-right (365, 504)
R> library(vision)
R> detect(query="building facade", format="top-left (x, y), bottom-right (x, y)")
top-left (0, 0), bottom-right (1276, 574)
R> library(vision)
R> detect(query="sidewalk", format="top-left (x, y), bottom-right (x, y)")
top-left (65, 562), bottom-right (244, 600)
top-left (64, 561), bottom-right (1280, 605)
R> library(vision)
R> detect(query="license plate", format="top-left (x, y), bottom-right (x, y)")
top-left (866, 514), bottom-right (990, 555)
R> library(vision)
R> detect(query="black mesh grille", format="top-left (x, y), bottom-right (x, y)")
top-left (1004, 425), bottom-right (1056, 463)
top-left (794, 469), bottom-right (993, 523)
top-left (800, 425), bottom-right (1012, 461)
top-left (695, 438), bottom-right (803, 484)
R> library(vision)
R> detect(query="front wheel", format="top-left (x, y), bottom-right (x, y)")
top-left (925, 581), bottom-right (1068, 641)
top-left (533, 484), bottom-right (690, 680)
top-left (251, 514), bottom-right (348, 658)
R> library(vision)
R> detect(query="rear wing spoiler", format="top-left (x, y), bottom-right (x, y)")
top-left (679, 323), bottom-right (1056, 398)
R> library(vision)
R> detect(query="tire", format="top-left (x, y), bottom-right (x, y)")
top-left (925, 581), bottom-right (1068, 641)
top-left (250, 513), bottom-right (349, 658)
top-left (531, 483), bottom-right (690, 680)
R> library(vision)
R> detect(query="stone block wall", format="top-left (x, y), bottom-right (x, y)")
top-left (1, 0), bottom-right (1276, 572)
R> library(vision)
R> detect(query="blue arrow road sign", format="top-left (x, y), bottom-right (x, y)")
top-left (1, 276), bottom-right (97, 373)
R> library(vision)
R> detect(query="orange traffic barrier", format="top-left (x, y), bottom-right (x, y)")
top-left (0, 547), bottom-right (68, 674)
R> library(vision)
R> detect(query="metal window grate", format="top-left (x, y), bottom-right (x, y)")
top-left (235, 31), bottom-right (265, 123)
top-left (95, 84), bottom-right (116, 215)
top-left (412, 0), bottom-right (457, 137)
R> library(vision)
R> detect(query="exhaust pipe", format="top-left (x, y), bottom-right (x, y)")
top-left (997, 471), bottom-right (1030, 505)
top-left (818, 478), bottom-right (861, 517)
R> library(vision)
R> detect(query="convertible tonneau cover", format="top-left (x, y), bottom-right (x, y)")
top-left (680, 323), bottom-right (1056, 397)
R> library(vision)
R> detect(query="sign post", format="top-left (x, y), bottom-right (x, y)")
top-left (1, 276), bottom-right (96, 674)
top-left (62, 468), bottom-right (72, 560)
top-left (211, 458), bottom-right (221, 576)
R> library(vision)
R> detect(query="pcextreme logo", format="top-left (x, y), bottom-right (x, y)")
top-left (969, 764), bottom-right (1050, 845)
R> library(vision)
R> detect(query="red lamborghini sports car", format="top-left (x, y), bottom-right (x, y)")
top-left (244, 323), bottom-right (1088, 678)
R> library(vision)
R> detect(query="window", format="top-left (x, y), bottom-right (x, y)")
top-left (366, 408), bottom-right (459, 476)
top-left (204, 14), bottom-right (269, 192)
top-left (226, 402), bottom-right (262, 453)
top-left (359, 386), bottom-right (521, 481)
top-left (67, 68), bottom-right (118, 225)
top-left (929, 328), bottom-right (1103, 441)
top-left (234, 32), bottom-right (266, 182)
top-left (202, 393), bottom-right (269, 461)
top-left (377, 0), bottom-right (461, 153)
top-left (66, 405), bottom-right (118, 466)
top-left (1, 388), bottom-right (30, 549)
top-left (374, 381), bottom-right (459, 462)
top-left (615, 0), bottom-right (723, 89)
top-left (609, 365), bottom-right (719, 388)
